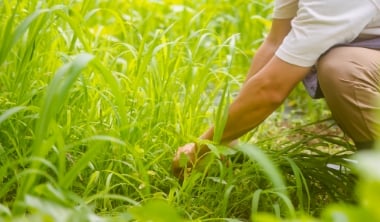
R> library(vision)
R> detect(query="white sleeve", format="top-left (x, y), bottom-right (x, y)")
top-left (273, 0), bottom-right (298, 19)
top-left (275, 0), bottom-right (379, 67)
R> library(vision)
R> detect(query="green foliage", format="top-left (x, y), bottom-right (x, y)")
top-left (0, 0), bottom-right (377, 221)
top-left (128, 200), bottom-right (185, 222)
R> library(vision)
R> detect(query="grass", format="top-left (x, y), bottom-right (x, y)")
top-left (0, 0), bottom-right (365, 221)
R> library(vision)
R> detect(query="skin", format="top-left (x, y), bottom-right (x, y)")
top-left (172, 19), bottom-right (313, 178)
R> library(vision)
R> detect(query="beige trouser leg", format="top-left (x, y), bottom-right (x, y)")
top-left (317, 46), bottom-right (380, 149)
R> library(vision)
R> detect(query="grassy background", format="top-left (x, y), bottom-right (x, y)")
top-left (0, 0), bottom-right (360, 221)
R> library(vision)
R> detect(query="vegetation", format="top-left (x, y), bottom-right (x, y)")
top-left (1, 0), bottom-right (379, 221)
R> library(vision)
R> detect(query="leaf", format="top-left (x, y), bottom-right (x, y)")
top-left (128, 200), bottom-right (185, 222)
top-left (237, 144), bottom-right (288, 196)
top-left (17, 53), bottom-right (95, 200)
top-left (0, 203), bottom-right (11, 217)
top-left (0, 5), bottom-right (65, 65)
top-left (0, 106), bottom-right (27, 125)
top-left (213, 81), bottom-right (230, 143)
top-left (354, 150), bottom-right (380, 181)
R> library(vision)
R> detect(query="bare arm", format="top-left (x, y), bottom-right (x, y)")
top-left (173, 56), bottom-right (311, 177)
top-left (199, 18), bottom-right (295, 143)
top-left (172, 19), bottom-right (308, 177)
top-left (200, 56), bottom-right (311, 143)
top-left (243, 19), bottom-right (292, 82)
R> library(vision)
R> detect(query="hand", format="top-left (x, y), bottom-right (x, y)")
top-left (172, 143), bottom-right (209, 179)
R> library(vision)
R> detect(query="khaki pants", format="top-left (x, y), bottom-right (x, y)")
top-left (317, 46), bottom-right (380, 149)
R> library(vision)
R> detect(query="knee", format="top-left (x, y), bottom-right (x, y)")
top-left (316, 48), bottom-right (353, 94)
top-left (317, 48), bottom-right (356, 98)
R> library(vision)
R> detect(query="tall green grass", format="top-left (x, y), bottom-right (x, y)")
top-left (0, 0), bottom-right (363, 221)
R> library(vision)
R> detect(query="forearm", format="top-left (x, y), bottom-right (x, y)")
top-left (201, 56), bottom-right (310, 144)
top-left (217, 78), bottom-right (283, 142)
top-left (199, 75), bottom-right (279, 142)
top-left (200, 19), bottom-right (294, 144)
top-left (199, 41), bottom-right (280, 143)
top-left (200, 77), bottom-right (279, 143)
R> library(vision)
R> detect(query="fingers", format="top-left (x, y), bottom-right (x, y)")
top-left (174, 143), bottom-right (196, 163)
top-left (172, 143), bottom-right (196, 179)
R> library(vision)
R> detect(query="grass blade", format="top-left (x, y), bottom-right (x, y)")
top-left (237, 144), bottom-right (288, 196)
top-left (16, 53), bottom-right (95, 204)
top-left (0, 106), bottom-right (27, 125)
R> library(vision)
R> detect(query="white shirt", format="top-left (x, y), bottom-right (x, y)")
top-left (273, 0), bottom-right (380, 67)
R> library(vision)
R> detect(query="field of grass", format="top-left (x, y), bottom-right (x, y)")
top-left (1, 0), bottom-right (380, 221)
